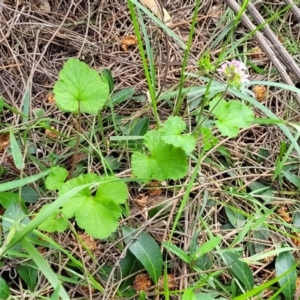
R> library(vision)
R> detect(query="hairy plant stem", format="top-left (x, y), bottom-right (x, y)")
top-left (194, 84), bottom-right (230, 134)
top-left (68, 106), bottom-right (82, 179)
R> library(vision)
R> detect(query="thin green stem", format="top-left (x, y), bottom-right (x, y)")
top-left (191, 0), bottom-right (250, 129)
top-left (173, 0), bottom-right (201, 116)
top-left (194, 84), bottom-right (230, 134)
top-left (68, 106), bottom-right (82, 179)
top-left (127, 0), bottom-right (160, 126)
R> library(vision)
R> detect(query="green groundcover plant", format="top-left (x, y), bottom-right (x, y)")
top-left (2, 52), bottom-right (298, 299)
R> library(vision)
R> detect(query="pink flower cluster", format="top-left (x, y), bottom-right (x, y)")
top-left (217, 60), bottom-right (249, 88)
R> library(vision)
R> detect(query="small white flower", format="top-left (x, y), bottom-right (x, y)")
top-left (217, 60), bottom-right (249, 88)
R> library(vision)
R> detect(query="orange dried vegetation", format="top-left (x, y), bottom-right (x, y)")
top-left (158, 274), bottom-right (177, 290)
top-left (0, 133), bottom-right (9, 152)
top-left (277, 35), bottom-right (284, 43)
top-left (148, 181), bottom-right (162, 196)
top-left (133, 274), bottom-right (152, 292)
top-left (249, 46), bottom-right (263, 59)
top-left (297, 277), bottom-right (300, 287)
top-left (134, 194), bottom-right (148, 210)
top-left (276, 206), bottom-right (292, 223)
top-left (47, 92), bottom-right (55, 104)
top-left (292, 232), bottom-right (300, 247)
top-left (45, 126), bottom-right (58, 138)
top-left (121, 35), bottom-right (137, 51)
top-left (78, 233), bottom-right (98, 252)
top-left (253, 85), bottom-right (267, 102)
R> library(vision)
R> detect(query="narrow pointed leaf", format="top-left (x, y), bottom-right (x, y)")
top-left (163, 241), bottom-right (190, 264)
top-left (17, 263), bottom-right (38, 291)
top-left (9, 131), bottom-right (24, 170)
top-left (191, 236), bottom-right (221, 260)
top-left (223, 252), bottom-right (254, 290)
top-left (275, 250), bottom-right (297, 300)
top-left (122, 226), bottom-right (162, 284)
top-left (0, 277), bottom-right (11, 299)
top-left (0, 169), bottom-right (52, 192)
top-left (111, 87), bottom-right (134, 105)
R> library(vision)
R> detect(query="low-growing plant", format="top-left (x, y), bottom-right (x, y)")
top-left (2, 1), bottom-right (300, 297)
top-left (0, 55), bottom-right (259, 298)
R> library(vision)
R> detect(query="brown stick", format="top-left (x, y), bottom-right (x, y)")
top-left (140, 0), bottom-right (172, 26)
top-left (246, 1), bottom-right (300, 83)
top-left (226, 0), bottom-right (300, 105)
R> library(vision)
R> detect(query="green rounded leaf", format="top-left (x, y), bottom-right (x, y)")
top-left (38, 204), bottom-right (68, 233)
top-left (45, 166), bottom-right (68, 191)
top-left (131, 130), bottom-right (188, 182)
top-left (53, 59), bottom-right (109, 115)
top-left (61, 175), bottom-right (127, 239)
top-left (60, 173), bottom-right (100, 218)
top-left (210, 97), bottom-right (254, 138)
top-left (159, 116), bottom-right (196, 154)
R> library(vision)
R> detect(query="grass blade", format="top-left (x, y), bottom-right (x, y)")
top-left (20, 238), bottom-right (69, 300)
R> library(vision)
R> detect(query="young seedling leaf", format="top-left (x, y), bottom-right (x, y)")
top-left (45, 166), bottom-right (68, 190)
top-left (100, 68), bottom-right (114, 93)
top-left (129, 117), bottom-right (149, 136)
top-left (209, 97), bottom-right (254, 138)
top-left (9, 131), bottom-right (24, 170)
top-left (61, 174), bottom-right (127, 239)
top-left (21, 186), bottom-right (39, 203)
top-left (163, 241), bottom-right (190, 264)
top-left (159, 116), bottom-right (196, 154)
top-left (0, 277), bottom-right (11, 299)
top-left (53, 58), bottom-right (109, 115)
top-left (201, 127), bottom-right (218, 151)
top-left (17, 263), bottom-right (38, 291)
top-left (131, 130), bottom-right (188, 182)
top-left (191, 236), bottom-right (221, 260)
top-left (122, 226), bottom-right (162, 284)
top-left (225, 207), bottom-right (246, 228)
top-left (275, 250), bottom-right (297, 300)
top-left (38, 204), bottom-right (68, 233)
top-left (111, 87), bottom-right (135, 105)
top-left (223, 251), bottom-right (254, 290)
top-left (182, 288), bottom-right (196, 300)
top-left (195, 293), bottom-right (215, 300)
top-left (119, 250), bottom-right (143, 290)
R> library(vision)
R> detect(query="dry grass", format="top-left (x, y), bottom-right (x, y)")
top-left (1, 0), bottom-right (300, 299)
